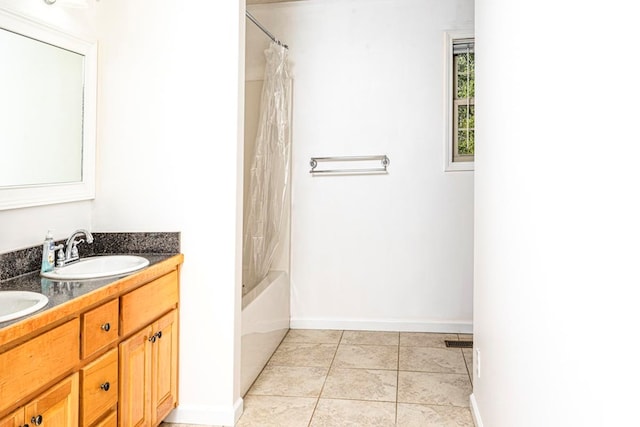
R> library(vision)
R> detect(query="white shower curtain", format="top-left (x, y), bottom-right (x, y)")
top-left (243, 42), bottom-right (291, 292)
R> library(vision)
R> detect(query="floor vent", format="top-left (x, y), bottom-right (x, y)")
top-left (445, 340), bottom-right (473, 348)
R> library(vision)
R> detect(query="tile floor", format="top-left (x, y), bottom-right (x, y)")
top-left (236, 329), bottom-right (474, 426)
top-left (161, 329), bottom-right (474, 427)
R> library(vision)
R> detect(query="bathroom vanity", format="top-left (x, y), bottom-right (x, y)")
top-left (0, 252), bottom-right (183, 427)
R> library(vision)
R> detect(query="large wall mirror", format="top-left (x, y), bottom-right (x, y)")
top-left (0, 8), bottom-right (96, 210)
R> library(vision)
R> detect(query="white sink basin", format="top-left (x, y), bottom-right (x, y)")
top-left (41, 255), bottom-right (149, 280)
top-left (0, 291), bottom-right (49, 322)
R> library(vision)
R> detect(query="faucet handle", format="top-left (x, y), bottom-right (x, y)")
top-left (54, 245), bottom-right (65, 267)
top-left (70, 240), bottom-right (83, 259)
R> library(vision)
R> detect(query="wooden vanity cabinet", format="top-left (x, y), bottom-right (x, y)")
top-left (0, 256), bottom-right (181, 427)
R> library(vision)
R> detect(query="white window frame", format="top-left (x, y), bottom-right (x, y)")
top-left (444, 30), bottom-right (475, 172)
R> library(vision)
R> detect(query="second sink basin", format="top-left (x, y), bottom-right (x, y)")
top-left (0, 291), bottom-right (49, 323)
top-left (41, 255), bottom-right (150, 280)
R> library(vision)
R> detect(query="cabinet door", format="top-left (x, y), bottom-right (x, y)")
top-left (24, 373), bottom-right (79, 427)
top-left (119, 326), bottom-right (152, 427)
top-left (0, 408), bottom-right (24, 427)
top-left (151, 310), bottom-right (178, 425)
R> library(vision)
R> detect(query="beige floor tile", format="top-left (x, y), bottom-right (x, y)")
top-left (399, 347), bottom-right (467, 374)
top-left (268, 342), bottom-right (338, 368)
top-left (398, 371), bottom-right (471, 407)
top-left (333, 344), bottom-right (398, 370)
top-left (248, 365), bottom-right (328, 397)
top-left (321, 367), bottom-right (397, 402)
top-left (457, 333), bottom-right (473, 341)
top-left (399, 332), bottom-right (458, 348)
top-left (310, 399), bottom-right (396, 427)
top-left (236, 395), bottom-right (317, 427)
top-left (284, 329), bottom-right (343, 344)
top-left (397, 403), bottom-right (475, 427)
top-left (341, 330), bottom-right (399, 346)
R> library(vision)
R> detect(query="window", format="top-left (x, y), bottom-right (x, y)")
top-left (445, 32), bottom-right (475, 171)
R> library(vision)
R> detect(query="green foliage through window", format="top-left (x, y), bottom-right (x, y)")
top-left (453, 45), bottom-right (475, 161)
top-left (456, 52), bottom-right (475, 98)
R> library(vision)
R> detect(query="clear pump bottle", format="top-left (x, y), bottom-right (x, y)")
top-left (41, 230), bottom-right (55, 273)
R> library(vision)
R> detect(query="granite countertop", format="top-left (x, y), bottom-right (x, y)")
top-left (0, 254), bottom-right (175, 330)
top-left (0, 232), bottom-right (181, 332)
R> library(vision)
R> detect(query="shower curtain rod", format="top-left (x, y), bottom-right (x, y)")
top-left (246, 10), bottom-right (289, 50)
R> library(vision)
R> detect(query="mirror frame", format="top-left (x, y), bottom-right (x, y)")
top-left (0, 8), bottom-right (96, 210)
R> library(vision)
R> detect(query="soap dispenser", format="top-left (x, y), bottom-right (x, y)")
top-left (41, 230), bottom-right (56, 273)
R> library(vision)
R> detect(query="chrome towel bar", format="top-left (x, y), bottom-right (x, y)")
top-left (309, 155), bottom-right (390, 175)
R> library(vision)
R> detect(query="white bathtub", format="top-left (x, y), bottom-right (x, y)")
top-left (241, 270), bottom-right (290, 396)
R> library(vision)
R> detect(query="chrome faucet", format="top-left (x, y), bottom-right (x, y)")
top-left (58, 229), bottom-right (94, 266)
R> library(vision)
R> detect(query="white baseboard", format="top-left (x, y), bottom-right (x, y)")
top-left (289, 317), bottom-right (473, 334)
top-left (469, 393), bottom-right (483, 427)
top-left (163, 398), bottom-right (243, 427)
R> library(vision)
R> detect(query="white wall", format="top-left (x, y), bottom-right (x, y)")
top-left (473, 0), bottom-right (640, 425)
top-left (94, 0), bottom-right (244, 425)
top-left (0, 0), bottom-right (94, 252)
top-left (0, 1), bottom-right (244, 424)
top-left (247, 0), bottom-right (475, 332)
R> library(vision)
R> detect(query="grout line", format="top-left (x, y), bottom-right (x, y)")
top-left (306, 329), bottom-right (344, 426)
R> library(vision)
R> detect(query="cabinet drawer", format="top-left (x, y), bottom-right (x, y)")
top-left (82, 299), bottom-right (119, 359)
top-left (80, 348), bottom-right (118, 427)
top-left (0, 319), bottom-right (79, 413)
top-left (92, 410), bottom-right (116, 427)
top-left (120, 270), bottom-right (178, 336)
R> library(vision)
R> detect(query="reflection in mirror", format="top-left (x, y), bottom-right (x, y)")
top-left (0, 8), bottom-right (96, 210)
top-left (0, 27), bottom-right (84, 187)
